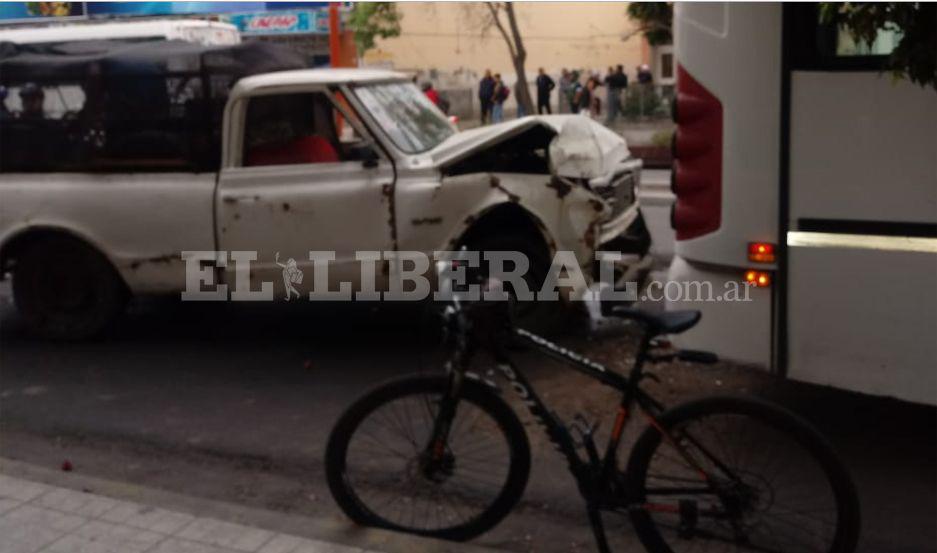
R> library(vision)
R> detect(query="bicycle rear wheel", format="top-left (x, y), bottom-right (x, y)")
top-left (325, 374), bottom-right (531, 541)
top-left (624, 396), bottom-right (860, 553)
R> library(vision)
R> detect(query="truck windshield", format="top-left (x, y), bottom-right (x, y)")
top-left (353, 82), bottom-right (454, 154)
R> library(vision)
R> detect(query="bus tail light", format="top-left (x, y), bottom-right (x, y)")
top-left (747, 242), bottom-right (776, 263)
top-left (671, 65), bottom-right (723, 241)
top-left (744, 270), bottom-right (771, 288)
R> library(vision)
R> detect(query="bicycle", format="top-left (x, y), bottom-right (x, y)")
top-left (325, 294), bottom-right (861, 553)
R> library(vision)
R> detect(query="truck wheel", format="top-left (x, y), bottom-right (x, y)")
top-left (471, 234), bottom-right (565, 333)
top-left (12, 237), bottom-right (128, 340)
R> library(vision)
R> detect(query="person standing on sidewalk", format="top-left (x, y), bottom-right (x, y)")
top-left (568, 71), bottom-right (582, 114)
top-left (422, 82), bottom-right (440, 107)
top-left (558, 69), bottom-right (572, 113)
top-left (478, 69), bottom-right (496, 124)
top-left (491, 73), bottom-right (509, 123)
top-left (605, 64), bottom-right (628, 124)
top-left (535, 67), bottom-right (555, 115)
top-left (575, 77), bottom-right (597, 119)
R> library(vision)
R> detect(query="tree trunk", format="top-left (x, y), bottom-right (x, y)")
top-left (504, 3), bottom-right (534, 115)
top-left (485, 2), bottom-right (535, 116)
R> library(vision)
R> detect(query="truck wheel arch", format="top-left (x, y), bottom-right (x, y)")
top-left (0, 226), bottom-right (126, 291)
top-left (455, 203), bottom-right (556, 261)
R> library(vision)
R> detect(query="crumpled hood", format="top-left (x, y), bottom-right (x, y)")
top-left (546, 116), bottom-right (630, 179)
top-left (430, 115), bottom-right (629, 179)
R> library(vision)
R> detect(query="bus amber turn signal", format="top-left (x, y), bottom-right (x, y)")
top-left (744, 270), bottom-right (771, 288)
top-left (747, 242), bottom-right (776, 263)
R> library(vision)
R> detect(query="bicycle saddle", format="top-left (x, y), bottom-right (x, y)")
top-left (601, 302), bottom-right (701, 336)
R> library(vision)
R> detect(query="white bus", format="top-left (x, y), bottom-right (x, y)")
top-left (0, 19), bottom-right (240, 47)
top-left (667, 3), bottom-right (936, 405)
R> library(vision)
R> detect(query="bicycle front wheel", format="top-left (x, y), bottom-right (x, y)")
top-left (325, 375), bottom-right (531, 541)
top-left (625, 396), bottom-right (860, 553)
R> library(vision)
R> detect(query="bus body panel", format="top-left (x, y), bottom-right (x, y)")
top-left (668, 2), bottom-right (782, 368)
top-left (788, 245), bottom-right (936, 405)
top-left (790, 72), bottom-right (936, 225)
top-left (667, 256), bottom-right (773, 366)
top-left (670, 2), bottom-right (937, 404)
top-left (673, 2), bottom-right (781, 268)
top-left (787, 70), bottom-right (936, 404)
top-left (0, 20), bottom-right (241, 46)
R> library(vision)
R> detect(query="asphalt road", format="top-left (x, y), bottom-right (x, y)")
top-left (1, 285), bottom-right (934, 553)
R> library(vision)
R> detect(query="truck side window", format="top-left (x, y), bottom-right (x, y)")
top-left (243, 92), bottom-right (345, 167)
top-left (0, 82), bottom-right (89, 172)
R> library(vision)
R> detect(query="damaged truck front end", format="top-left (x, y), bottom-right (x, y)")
top-left (414, 114), bottom-right (650, 302)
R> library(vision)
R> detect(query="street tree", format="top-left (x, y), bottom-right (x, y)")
top-left (624, 2), bottom-right (673, 46)
top-left (464, 2), bottom-right (535, 116)
top-left (346, 2), bottom-right (402, 54)
top-left (820, 2), bottom-right (936, 89)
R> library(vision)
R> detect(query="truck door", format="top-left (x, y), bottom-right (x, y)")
top-left (216, 88), bottom-right (395, 298)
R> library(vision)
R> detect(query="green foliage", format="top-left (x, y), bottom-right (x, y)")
top-left (347, 2), bottom-right (402, 53)
top-left (820, 2), bottom-right (936, 89)
top-left (651, 129), bottom-right (674, 148)
top-left (623, 85), bottom-right (665, 120)
top-left (626, 2), bottom-right (673, 46)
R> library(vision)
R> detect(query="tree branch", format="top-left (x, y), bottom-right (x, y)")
top-left (621, 22), bottom-right (672, 42)
top-left (485, 2), bottom-right (517, 60)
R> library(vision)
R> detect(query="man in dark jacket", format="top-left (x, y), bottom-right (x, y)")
top-left (535, 67), bottom-right (555, 114)
top-left (605, 64), bottom-right (628, 124)
top-left (478, 69), bottom-right (496, 124)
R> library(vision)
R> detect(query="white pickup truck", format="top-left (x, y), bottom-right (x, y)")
top-left (0, 41), bottom-right (646, 339)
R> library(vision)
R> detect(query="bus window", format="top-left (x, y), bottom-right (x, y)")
top-left (786, 4), bottom-right (897, 71)
top-left (833, 25), bottom-right (901, 57)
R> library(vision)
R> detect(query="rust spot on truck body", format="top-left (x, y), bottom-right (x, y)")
top-left (382, 183), bottom-right (398, 251)
top-left (583, 223), bottom-right (597, 250)
top-left (411, 217), bottom-right (443, 226)
top-left (489, 175), bottom-right (520, 203)
top-left (546, 176), bottom-right (572, 199)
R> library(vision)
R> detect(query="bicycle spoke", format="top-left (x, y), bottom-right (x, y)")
top-left (637, 411), bottom-right (843, 553)
top-left (341, 391), bottom-right (512, 533)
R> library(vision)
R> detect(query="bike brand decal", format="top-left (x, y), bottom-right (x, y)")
top-left (516, 329), bottom-right (607, 373)
top-left (496, 363), bottom-right (568, 454)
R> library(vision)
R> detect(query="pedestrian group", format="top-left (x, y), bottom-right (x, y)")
top-left (476, 63), bottom-right (654, 124)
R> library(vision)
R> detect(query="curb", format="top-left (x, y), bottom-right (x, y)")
top-left (0, 457), bottom-right (503, 553)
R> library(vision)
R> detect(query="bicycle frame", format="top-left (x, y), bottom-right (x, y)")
top-left (426, 299), bottom-right (743, 552)
top-left (490, 327), bottom-right (667, 496)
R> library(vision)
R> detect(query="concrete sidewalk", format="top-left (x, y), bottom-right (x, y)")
top-left (0, 473), bottom-right (368, 553)
top-left (0, 461), bottom-right (497, 553)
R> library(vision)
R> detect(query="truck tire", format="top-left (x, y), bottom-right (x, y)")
top-left (12, 236), bottom-right (128, 340)
top-left (471, 233), bottom-right (566, 333)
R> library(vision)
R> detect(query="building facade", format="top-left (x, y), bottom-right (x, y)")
top-left (364, 3), bottom-right (653, 83)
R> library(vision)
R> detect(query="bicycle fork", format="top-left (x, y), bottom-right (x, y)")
top-left (422, 362), bottom-right (465, 475)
